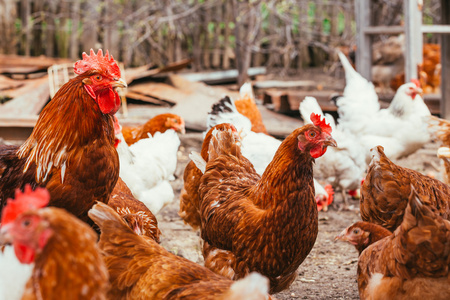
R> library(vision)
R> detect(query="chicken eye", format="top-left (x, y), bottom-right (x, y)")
top-left (308, 131), bottom-right (317, 138)
top-left (22, 219), bottom-right (31, 227)
top-left (352, 228), bottom-right (360, 234)
top-left (95, 75), bottom-right (102, 81)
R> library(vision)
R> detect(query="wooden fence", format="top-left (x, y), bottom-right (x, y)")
top-left (0, 0), bottom-right (442, 73)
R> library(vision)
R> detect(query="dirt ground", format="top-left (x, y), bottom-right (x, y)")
top-left (157, 132), bottom-right (442, 300)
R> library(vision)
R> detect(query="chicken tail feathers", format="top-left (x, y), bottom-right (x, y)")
top-left (89, 201), bottom-right (126, 231)
top-left (338, 51), bottom-right (362, 83)
top-left (299, 97), bottom-right (324, 124)
top-left (207, 96), bottom-right (252, 133)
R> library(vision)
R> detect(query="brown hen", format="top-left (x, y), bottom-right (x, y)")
top-left (108, 177), bottom-right (161, 242)
top-left (89, 202), bottom-right (275, 300)
top-left (0, 49), bottom-right (125, 225)
top-left (360, 145), bottom-right (450, 232)
top-left (179, 123), bottom-right (238, 229)
top-left (190, 114), bottom-right (336, 293)
top-left (357, 188), bottom-right (450, 300)
top-left (0, 186), bottom-right (109, 300)
top-left (121, 113), bottom-right (185, 146)
top-left (335, 221), bottom-right (391, 255)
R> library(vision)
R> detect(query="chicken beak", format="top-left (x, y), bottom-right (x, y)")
top-left (323, 136), bottom-right (337, 148)
top-left (334, 228), bottom-right (348, 242)
top-left (0, 225), bottom-right (13, 246)
top-left (112, 78), bottom-right (127, 89)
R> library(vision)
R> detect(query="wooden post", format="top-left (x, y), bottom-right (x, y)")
top-left (442, 0), bottom-right (450, 118)
top-left (21, 0), bottom-right (31, 56)
top-left (404, 0), bottom-right (423, 82)
top-left (355, 1), bottom-right (371, 80)
top-left (70, 0), bottom-right (80, 60)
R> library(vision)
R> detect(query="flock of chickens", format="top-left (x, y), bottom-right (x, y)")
top-left (0, 48), bottom-right (449, 299)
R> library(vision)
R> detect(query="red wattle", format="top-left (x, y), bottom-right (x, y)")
top-left (310, 146), bottom-right (327, 158)
top-left (97, 88), bottom-right (121, 115)
top-left (14, 243), bottom-right (35, 264)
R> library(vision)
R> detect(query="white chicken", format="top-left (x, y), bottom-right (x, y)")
top-left (207, 94), bottom-right (334, 209)
top-left (336, 52), bottom-right (431, 162)
top-left (115, 128), bottom-right (180, 214)
top-left (0, 246), bottom-right (33, 300)
top-left (300, 96), bottom-right (366, 207)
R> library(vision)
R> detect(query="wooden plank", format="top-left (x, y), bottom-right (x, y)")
top-left (363, 25), bottom-right (404, 35)
top-left (0, 75), bottom-right (25, 91)
top-left (128, 82), bottom-right (185, 105)
top-left (0, 76), bottom-right (49, 116)
top-left (125, 91), bottom-right (172, 106)
top-left (264, 90), bottom-right (441, 115)
top-left (179, 67), bottom-right (266, 84)
top-left (422, 24), bottom-right (450, 34)
top-left (0, 54), bottom-right (72, 67)
top-left (253, 80), bottom-right (317, 89)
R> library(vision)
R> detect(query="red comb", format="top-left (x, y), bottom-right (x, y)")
top-left (310, 113), bottom-right (332, 134)
top-left (1, 185), bottom-right (50, 225)
top-left (411, 79), bottom-right (421, 88)
top-left (73, 49), bottom-right (121, 78)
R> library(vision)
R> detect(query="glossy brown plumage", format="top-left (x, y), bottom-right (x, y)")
top-left (195, 123), bottom-right (335, 293)
top-left (357, 189), bottom-right (450, 299)
top-left (179, 123), bottom-right (237, 229)
top-left (0, 71), bottom-right (119, 225)
top-left (108, 177), bottom-right (161, 242)
top-left (17, 207), bottom-right (109, 300)
top-left (89, 202), bottom-right (275, 300)
top-left (360, 145), bottom-right (450, 232)
top-left (121, 113), bottom-right (185, 146)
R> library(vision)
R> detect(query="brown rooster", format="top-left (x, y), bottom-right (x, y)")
top-left (108, 177), bottom-right (161, 242)
top-left (0, 186), bottom-right (109, 299)
top-left (335, 221), bottom-right (391, 255)
top-left (89, 202), bottom-right (275, 300)
top-left (0, 49), bottom-right (126, 225)
top-left (189, 113), bottom-right (336, 293)
top-left (360, 145), bottom-right (450, 232)
top-left (357, 188), bottom-right (450, 299)
top-left (121, 113), bottom-right (185, 146)
top-left (179, 123), bottom-right (238, 229)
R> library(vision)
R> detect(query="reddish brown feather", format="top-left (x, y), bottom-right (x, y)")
top-left (90, 202), bottom-right (274, 300)
top-left (195, 123), bottom-right (329, 293)
top-left (0, 71), bottom-right (119, 226)
top-left (357, 188), bottom-right (450, 299)
top-left (360, 145), bottom-right (450, 232)
top-left (108, 177), bottom-right (161, 242)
